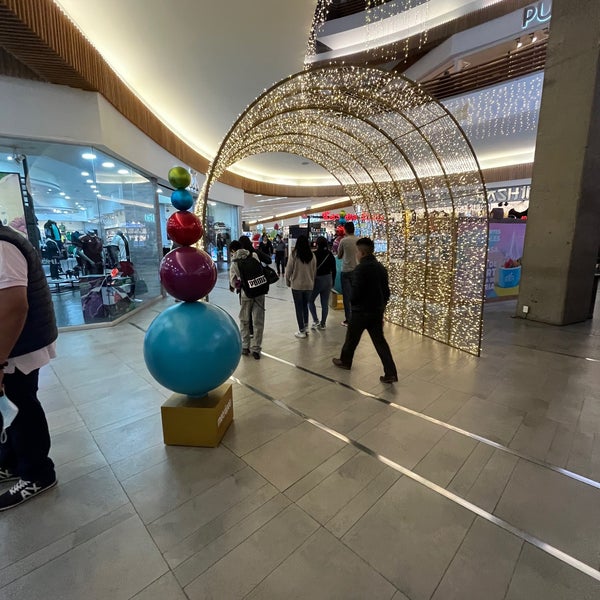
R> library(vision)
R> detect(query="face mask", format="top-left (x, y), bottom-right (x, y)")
top-left (0, 391), bottom-right (19, 444)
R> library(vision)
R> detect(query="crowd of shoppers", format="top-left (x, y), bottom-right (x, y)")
top-left (228, 227), bottom-right (397, 384)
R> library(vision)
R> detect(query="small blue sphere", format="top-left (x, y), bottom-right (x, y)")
top-left (171, 189), bottom-right (194, 211)
top-left (143, 302), bottom-right (241, 397)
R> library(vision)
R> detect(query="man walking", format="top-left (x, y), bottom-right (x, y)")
top-left (336, 221), bottom-right (358, 326)
top-left (229, 239), bottom-right (268, 360)
top-left (332, 237), bottom-right (398, 383)
top-left (0, 223), bottom-right (58, 510)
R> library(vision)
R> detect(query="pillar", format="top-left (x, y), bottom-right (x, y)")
top-left (517, 0), bottom-right (600, 324)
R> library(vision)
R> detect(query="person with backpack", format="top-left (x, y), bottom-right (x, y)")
top-left (285, 235), bottom-right (316, 338)
top-left (308, 236), bottom-right (336, 330)
top-left (229, 239), bottom-right (269, 359)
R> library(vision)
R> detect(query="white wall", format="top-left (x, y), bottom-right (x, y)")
top-left (0, 76), bottom-right (244, 207)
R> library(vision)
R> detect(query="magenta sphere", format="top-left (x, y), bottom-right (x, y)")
top-left (160, 247), bottom-right (217, 302)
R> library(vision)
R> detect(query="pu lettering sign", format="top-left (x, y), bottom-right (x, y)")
top-left (522, 1), bottom-right (551, 29)
top-left (217, 398), bottom-right (233, 428)
top-left (247, 274), bottom-right (267, 288)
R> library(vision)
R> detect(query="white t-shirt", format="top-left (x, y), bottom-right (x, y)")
top-left (0, 240), bottom-right (56, 374)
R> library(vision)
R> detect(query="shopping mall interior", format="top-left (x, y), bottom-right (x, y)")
top-left (0, 0), bottom-right (599, 598)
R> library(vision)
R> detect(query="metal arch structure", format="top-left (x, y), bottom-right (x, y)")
top-left (198, 66), bottom-right (488, 355)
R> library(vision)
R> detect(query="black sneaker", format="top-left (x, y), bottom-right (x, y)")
top-left (332, 358), bottom-right (351, 370)
top-left (242, 348), bottom-right (250, 356)
top-left (252, 351), bottom-right (261, 360)
top-left (0, 478), bottom-right (57, 511)
top-left (0, 467), bottom-right (18, 483)
top-left (380, 374), bottom-right (399, 383)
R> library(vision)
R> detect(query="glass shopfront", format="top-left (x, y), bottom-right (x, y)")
top-left (205, 199), bottom-right (240, 262)
top-left (0, 138), bottom-right (162, 327)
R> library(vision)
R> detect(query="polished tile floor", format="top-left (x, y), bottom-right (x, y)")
top-left (1, 274), bottom-right (599, 599)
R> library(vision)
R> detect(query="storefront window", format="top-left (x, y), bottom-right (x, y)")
top-left (0, 139), bottom-right (162, 327)
top-left (206, 200), bottom-right (240, 262)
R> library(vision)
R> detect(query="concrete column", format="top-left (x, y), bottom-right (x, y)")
top-left (517, 0), bottom-right (600, 324)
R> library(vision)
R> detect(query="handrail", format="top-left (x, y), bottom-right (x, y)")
top-left (421, 40), bottom-right (547, 99)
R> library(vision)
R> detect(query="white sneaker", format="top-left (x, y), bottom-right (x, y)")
top-left (311, 322), bottom-right (320, 330)
top-left (295, 331), bottom-right (307, 339)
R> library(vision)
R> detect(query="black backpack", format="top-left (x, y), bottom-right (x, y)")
top-left (236, 254), bottom-right (269, 298)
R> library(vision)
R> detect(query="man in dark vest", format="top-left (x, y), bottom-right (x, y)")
top-left (332, 237), bottom-right (398, 383)
top-left (0, 223), bottom-right (58, 510)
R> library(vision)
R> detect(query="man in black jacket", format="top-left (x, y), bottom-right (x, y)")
top-left (332, 237), bottom-right (398, 383)
top-left (0, 224), bottom-right (58, 510)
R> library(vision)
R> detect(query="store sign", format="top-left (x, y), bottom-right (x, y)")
top-left (522, 1), bottom-right (551, 29)
top-left (320, 210), bottom-right (386, 223)
top-left (487, 185), bottom-right (530, 203)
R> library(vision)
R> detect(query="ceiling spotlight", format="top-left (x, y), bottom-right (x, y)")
top-left (86, 179), bottom-right (93, 184)
top-left (81, 171), bottom-right (89, 176)
top-left (65, 196), bottom-right (71, 200)
top-left (101, 161), bottom-right (115, 168)
top-left (90, 185), bottom-right (97, 189)
top-left (6, 155), bottom-right (13, 161)
top-left (530, 33), bottom-right (537, 43)
top-left (118, 168), bottom-right (129, 175)
top-left (81, 152), bottom-right (97, 160)
top-left (516, 38), bottom-right (522, 49)
top-left (156, 188), bottom-right (163, 194)
top-left (59, 192), bottom-right (66, 196)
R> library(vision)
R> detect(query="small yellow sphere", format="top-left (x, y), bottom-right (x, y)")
top-left (168, 166), bottom-right (191, 189)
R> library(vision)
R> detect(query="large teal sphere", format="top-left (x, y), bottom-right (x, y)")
top-left (143, 302), bottom-right (241, 397)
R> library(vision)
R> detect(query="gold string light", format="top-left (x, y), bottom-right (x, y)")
top-left (198, 66), bottom-right (488, 355)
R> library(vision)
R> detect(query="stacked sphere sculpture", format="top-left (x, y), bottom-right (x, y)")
top-left (143, 166), bottom-right (242, 398)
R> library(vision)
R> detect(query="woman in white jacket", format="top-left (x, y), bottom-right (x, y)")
top-left (285, 235), bottom-right (316, 338)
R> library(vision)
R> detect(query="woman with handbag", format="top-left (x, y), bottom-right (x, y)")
top-left (285, 235), bottom-right (316, 339)
top-left (308, 236), bottom-right (336, 330)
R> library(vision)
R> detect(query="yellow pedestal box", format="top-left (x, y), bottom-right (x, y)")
top-left (160, 383), bottom-right (233, 447)
top-left (329, 291), bottom-right (344, 310)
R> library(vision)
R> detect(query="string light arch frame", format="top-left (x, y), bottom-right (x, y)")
top-left (198, 66), bottom-right (489, 355)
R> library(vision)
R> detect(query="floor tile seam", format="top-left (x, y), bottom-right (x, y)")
top-left (165, 483), bottom-right (281, 572)
top-left (293, 457), bottom-right (386, 524)
top-left (510, 342), bottom-right (600, 362)
top-left (436, 437), bottom-right (483, 495)
top-left (180, 496), bottom-right (293, 591)
top-left (165, 490), bottom-right (292, 588)
top-left (282, 448), bottom-right (360, 503)
top-left (501, 540), bottom-right (526, 600)
top-left (125, 573), bottom-right (184, 600)
top-left (150, 477), bottom-right (274, 553)
top-left (136, 461), bottom-right (250, 526)
top-left (447, 443), bottom-right (495, 499)
top-left (0, 501), bottom-right (134, 591)
top-left (259, 352), bottom-right (600, 491)
top-left (232, 374), bottom-right (600, 584)
top-left (427, 513), bottom-right (481, 600)
top-left (238, 524), bottom-right (326, 600)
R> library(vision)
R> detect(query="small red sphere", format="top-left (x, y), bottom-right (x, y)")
top-left (167, 211), bottom-right (204, 246)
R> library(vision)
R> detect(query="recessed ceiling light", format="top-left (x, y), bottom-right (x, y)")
top-left (86, 179), bottom-right (93, 184)
top-left (59, 192), bottom-right (66, 196)
top-left (117, 169), bottom-right (128, 175)
top-left (65, 196), bottom-right (71, 200)
top-left (90, 185), bottom-right (97, 189)
top-left (101, 161), bottom-right (115, 168)
top-left (81, 171), bottom-right (89, 176)
top-left (7, 155), bottom-right (13, 161)
top-left (81, 152), bottom-right (96, 160)
top-left (156, 188), bottom-right (163, 194)
top-left (96, 193), bottom-right (101, 197)
top-left (48, 188), bottom-right (52, 192)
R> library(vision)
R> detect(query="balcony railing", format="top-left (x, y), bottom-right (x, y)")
top-left (421, 40), bottom-right (547, 100)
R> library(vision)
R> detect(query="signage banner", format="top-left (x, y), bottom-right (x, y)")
top-left (486, 221), bottom-right (526, 299)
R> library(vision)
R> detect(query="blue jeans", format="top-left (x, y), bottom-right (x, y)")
top-left (341, 271), bottom-right (354, 322)
top-left (292, 289), bottom-right (312, 331)
top-left (308, 274), bottom-right (332, 326)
